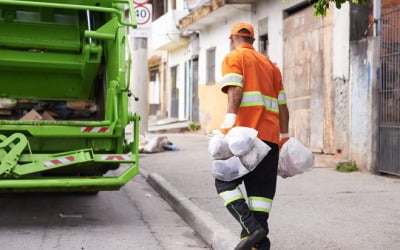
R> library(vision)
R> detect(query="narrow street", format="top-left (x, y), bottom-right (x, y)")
top-left (0, 174), bottom-right (209, 250)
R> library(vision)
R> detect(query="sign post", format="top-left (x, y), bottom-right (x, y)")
top-left (129, 0), bottom-right (152, 134)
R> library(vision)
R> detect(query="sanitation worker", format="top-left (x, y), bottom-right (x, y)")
top-left (215, 22), bottom-right (290, 250)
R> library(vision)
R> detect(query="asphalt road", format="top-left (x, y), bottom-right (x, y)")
top-left (0, 174), bottom-right (209, 250)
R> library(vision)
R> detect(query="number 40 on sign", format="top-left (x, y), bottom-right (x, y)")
top-left (133, 0), bottom-right (152, 27)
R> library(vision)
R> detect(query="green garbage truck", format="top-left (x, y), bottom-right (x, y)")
top-left (0, 0), bottom-right (140, 192)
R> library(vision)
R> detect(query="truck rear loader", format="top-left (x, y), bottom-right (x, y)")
top-left (0, 0), bottom-right (140, 192)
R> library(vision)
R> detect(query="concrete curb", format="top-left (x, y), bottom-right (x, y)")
top-left (141, 169), bottom-right (237, 250)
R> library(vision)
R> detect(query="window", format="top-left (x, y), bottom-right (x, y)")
top-left (149, 69), bottom-right (160, 104)
top-left (258, 17), bottom-right (269, 56)
top-left (149, 68), bottom-right (160, 115)
top-left (151, 0), bottom-right (167, 20)
top-left (259, 34), bottom-right (269, 56)
top-left (206, 47), bottom-right (216, 84)
top-left (170, 65), bottom-right (179, 118)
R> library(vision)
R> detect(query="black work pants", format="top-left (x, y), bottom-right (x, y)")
top-left (215, 141), bottom-right (278, 250)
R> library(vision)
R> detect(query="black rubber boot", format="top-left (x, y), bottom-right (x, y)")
top-left (234, 228), bottom-right (266, 250)
top-left (226, 199), bottom-right (264, 235)
top-left (252, 211), bottom-right (270, 250)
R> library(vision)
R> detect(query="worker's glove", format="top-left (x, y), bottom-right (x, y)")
top-left (221, 113), bottom-right (237, 129)
top-left (208, 129), bottom-right (224, 138)
top-left (279, 133), bottom-right (290, 150)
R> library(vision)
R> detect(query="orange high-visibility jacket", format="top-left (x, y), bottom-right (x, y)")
top-left (221, 43), bottom-right (287, 144)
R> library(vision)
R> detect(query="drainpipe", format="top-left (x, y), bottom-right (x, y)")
top-left (373, 0), bottom-right (381, 36)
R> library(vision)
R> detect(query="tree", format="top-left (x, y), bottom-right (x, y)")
top-left (312, 0), bottom-right (367, 16)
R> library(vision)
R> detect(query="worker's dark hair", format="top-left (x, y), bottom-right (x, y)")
top-left (234, 28), bottom-right (255, 44)
top-left (238, 28), bottom-right (251, 35)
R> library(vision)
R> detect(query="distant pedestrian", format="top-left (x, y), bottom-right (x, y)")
top-left (215, 22), bottom-right (290, 250)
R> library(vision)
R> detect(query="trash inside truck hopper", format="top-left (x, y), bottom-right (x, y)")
top-left (0, 0), bottom-right (140, 192)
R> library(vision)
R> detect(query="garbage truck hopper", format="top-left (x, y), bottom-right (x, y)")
top-left (0, 0), bottom-right (140, 192)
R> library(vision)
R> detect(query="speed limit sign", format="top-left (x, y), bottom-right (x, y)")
top-left (133, 1), bottom-right (152, 27)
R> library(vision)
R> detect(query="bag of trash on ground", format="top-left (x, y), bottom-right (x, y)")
top-left (139, 136), bottom-right (172, 153)
top-left (278, 137), bottom-right (314, 178)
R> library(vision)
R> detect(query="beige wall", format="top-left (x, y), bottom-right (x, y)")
top-left (198, 83), bottom-right (227, 133)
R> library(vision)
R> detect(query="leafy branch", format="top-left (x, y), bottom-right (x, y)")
top-left (312, 0), bottom-right (367, 16)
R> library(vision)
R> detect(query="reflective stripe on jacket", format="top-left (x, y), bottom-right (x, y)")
top-left (221, 43), bottom-right (286, 143)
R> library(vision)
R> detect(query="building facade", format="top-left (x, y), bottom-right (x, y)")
top-left (148, 0), bottom-right (400, 174)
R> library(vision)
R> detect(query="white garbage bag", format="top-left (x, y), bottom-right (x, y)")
top-left (208, 134), bottom-right (233, 160)
top-left (142, 136), bottom-right (169, 153)
top-left (226, 127), bottom-right (258, 156)
top-left (278, 137), bottom-right (314, 178)
top-left (0, 98), bottom-right (17, 109)
top-left (240, 137), bottom-right (271, 171)
top-left (211, 156), bottom-right (249, 181)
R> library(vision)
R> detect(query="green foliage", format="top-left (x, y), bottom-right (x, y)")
top-left (312, 0), bottom-right (367, 17)
top-left (188, 122), bottom-right (201, 132)
top-left (335, 161), bottom-right (358, 172)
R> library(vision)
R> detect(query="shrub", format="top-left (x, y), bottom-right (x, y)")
top-left (188, 122), bottom-right (200, 132)
top-left (336, 160), bottom-right (358, 172)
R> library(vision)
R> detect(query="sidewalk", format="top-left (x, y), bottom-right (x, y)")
top-left (139, 133), bottom-right (400, 250)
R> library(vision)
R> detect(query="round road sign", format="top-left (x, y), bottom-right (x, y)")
top-left (135, 4), bottom-right (151, 25)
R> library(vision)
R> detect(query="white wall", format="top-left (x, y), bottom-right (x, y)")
top-left (333, 3), bottom-right (350, 79)
top-left (197, 9), bottom-right (253, 85)
top-left (196, 0), bottom-right (313, 84)
top-left (254, 0), bottom-right (306, 68)
top-left (349, 38), bottom-right (380, 171)
top-left (254, 0), bottom-right (282, 68)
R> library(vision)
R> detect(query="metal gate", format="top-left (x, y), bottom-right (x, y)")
top-left (378, 7), bottom-right (400, 175)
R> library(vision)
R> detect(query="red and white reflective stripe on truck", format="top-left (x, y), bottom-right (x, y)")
top-left (43, 156), bottom-right (75, 167)
top-left (80, 127), bottom-right (110, 133)
top-left (101, 155), bottom-right (131, 161)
